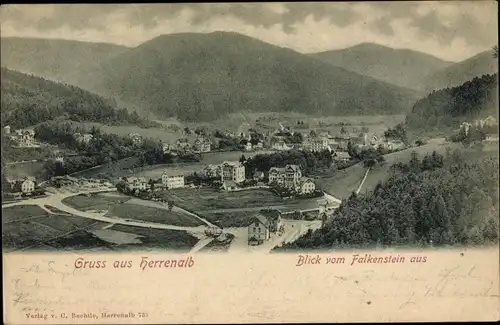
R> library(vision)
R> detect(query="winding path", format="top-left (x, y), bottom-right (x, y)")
top-left (356, 168), bottom-right (370, 194)
top-left (3, 186), bottom-right (343, 253)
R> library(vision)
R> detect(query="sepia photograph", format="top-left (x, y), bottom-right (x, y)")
top-left (1, 2), bottom-right (498, 255)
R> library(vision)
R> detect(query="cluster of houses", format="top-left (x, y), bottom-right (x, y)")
top-left (460, 116), bottom-right (498, 136)
top-left (202, 161), bottom-right (247, 191)
top-left (3, 126), bottom-right (37, 147)
top-left (124, 170), bottom-right (186, 193)
top-left (73, 133), bottom-right (94, 144)
top-left (269, 129), bottom-right (406, 158)
top-left (162, 137), bottom-right (212, 154)
top-left (268, 165), bottom-right (316, 194)
top-left (202, 161), bottom-right (317, 195)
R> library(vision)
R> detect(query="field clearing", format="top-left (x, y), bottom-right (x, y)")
top-left (62, 193), bottom-right (130, 211)
top-left (156, 188), bottom-right (311, 212)
top-left (107, 224), bottom-right (198, 250)
top-left (2, 205), bottom-right (49, 223)
top-left (155, 188), bottom-right (321, 229)
top-left (107, 202), bottom-right (204, 227)
top-left (2, 208), bottom-right (110, 250)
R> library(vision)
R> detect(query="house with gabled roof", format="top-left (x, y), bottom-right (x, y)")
top-left (284, 164), bottom-right (302, 189)
top-left (268, 167), bottom-right (286, 185)
top-left (298, 177), bottom-right (316, 194)
top-left (193, 137), bottom-right (212, 153)
top-left (248, 214), bottom-right (271, 245)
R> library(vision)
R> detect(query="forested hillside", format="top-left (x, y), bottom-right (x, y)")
top-left (0, 68), bottom-right (155, 128)
top-left (310, 43), bottom-right (452, 91)
top-left (423, 50), bottom-right (498, 92)
top-left (405, 73), bottom-right (498, 130)
top-left (74, 32), bottom-right (418, 121)
top-left (0, 37), bottom-right (128, 83)
top-left (277, 150), bottom-right (499, 250)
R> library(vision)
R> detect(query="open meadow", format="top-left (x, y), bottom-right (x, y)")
top-left (101, 224), bottom-right (198, 250)
top-left (2, 202), bottom-right (200, 251)
top-left (156, 188), bottom-right (318, 211)
top-left (63, 193), bottom-right (204, 227)
top-left (155, 188), bottom-right (321, 228)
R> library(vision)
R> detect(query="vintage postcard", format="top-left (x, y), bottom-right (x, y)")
top-left (1, 2), bottom-right (499, 324)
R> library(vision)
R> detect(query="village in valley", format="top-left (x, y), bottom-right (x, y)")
top-left (3, 111), bottom-right (498, 252)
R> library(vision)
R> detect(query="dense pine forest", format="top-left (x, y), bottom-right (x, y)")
top-left (405, 73), bottom-right (498, 130)
top-left (0, 68), bottom-right (156, 128)
top-left (276, 149), bottom-right (499, 250)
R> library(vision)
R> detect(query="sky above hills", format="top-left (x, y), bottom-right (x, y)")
top-left (1, 2), bottom-right (497, 62)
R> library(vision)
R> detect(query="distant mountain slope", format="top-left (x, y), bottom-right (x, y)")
top-left (0, 68), bottom-right (152, 128)
top-left (309, 43), bottom-right (453, 91)
top-left (74, 32), bottom-right (418, 122)
top-left (406, 73), bottom-right (498, 130)
top-left (423, 50), bottom-right (498, 92)
top-left (0, 37), bottom-right (129, 83)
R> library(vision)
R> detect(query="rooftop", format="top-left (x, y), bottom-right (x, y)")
top-left (221, 161), bottom-right (242, 167)
top-left (162, 170), bottom-right (184, 177)
top-left (251, 214), bottom-right (270, 228)
top-left (259, 209), bottom-right (281, 220)
top-left (285, 164), bottom-right (301, 171)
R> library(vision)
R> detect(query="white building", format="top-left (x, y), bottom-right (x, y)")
top-left (193, 138), bottom-right (212, 153)
top-left (162, 143), bottom-right (171, 154)
top-left (129, 133), bottom-right (143, 146)
top-left (13, 129), bottom-right (36, 147)
top-left (284, 164), bottom-right (302, 189)
top-left (268, 167), bottom-right (286, 185)
top-left (248, 215), bottom-right (271, 245)
top-left (334, 151), bottom-right (351, 161)
top-left (16, 177), bottom-right (36, 193)
top-left (126, 177), bottom-right (148, 191)
top-left (268, 164), bottom-right (303, 190)
top-left (245, 142), bottom-right (253, 151)
top-left (298, 177), bottom-right (316, 194)
top-left (220, 161), bottom-right (246, 184)
top-left (161, 171), bottom-right (185, 189)
top-left (272, 140), bottom-right (292, 151)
